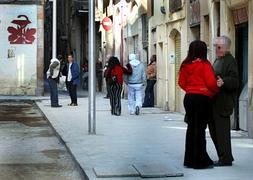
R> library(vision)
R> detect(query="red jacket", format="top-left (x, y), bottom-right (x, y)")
top-left (111, 65), bottom-right (123, 84)
top-left (178, 59), bottom-right (219, 97)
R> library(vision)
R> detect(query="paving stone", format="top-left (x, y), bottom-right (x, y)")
top-left (93, 165), bottom-right (139, 178)
top-left (133, 163), bottom-right (184, 178)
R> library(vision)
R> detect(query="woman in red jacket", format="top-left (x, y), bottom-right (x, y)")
top-left (107, 56), bottom-right (123, 116)
top-left (178, 40), bottom-right (219, 169)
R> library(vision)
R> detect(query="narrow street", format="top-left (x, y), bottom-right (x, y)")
top-left (0, 101), bottom-right (84, 180)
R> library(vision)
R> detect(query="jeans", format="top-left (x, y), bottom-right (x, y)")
top-left (128, 83), bottom-right (144, 114)
top-left (143, 80), bottom-right (156, 107)
top-left (48, 78), bottom-right (59, 106)
top-left (66, 81), bottom-right (77, 104)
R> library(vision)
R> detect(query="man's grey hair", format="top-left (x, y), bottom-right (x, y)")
top-left (220, 35), bottom-right (232, 49)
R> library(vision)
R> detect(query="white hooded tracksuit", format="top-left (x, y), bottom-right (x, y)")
top-left (127, 54), bottom-right (146, 114)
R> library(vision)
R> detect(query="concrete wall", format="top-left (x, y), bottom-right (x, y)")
top-left (0, 4), bottom-right (43, 95)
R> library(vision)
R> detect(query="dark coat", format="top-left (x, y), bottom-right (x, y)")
top-left (213, 53), bottom-right (239, 117)
top-left (63, 62), bottom-right (80, 86)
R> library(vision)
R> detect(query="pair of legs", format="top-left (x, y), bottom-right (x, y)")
top-left (66, 81), bottom-right (78, 105)
top-left (48, 78), bottom-right (60, 107)
top-left (108, 83), bottom-right (122, 116)
top-left (128, 84), bottom-right (143, 115)
top-left (96, 75), bottom-right (103, 92)
top-left (184, 94), bottom-right (213, 169)
top-left (82, 77), bottom-right (88, 90)
top-left (143, 80), bottom-right (156, 107)
top-left (105, 80), bottom-right (110, 98)
top-left (209, 107), bottom-right (234, 165)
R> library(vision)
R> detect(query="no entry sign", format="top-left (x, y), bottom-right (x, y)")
top-left (101, 17), bottom-right (113, 31)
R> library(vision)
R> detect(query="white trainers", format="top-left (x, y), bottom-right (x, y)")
top-left (130, 112), bottom-right (135, 115)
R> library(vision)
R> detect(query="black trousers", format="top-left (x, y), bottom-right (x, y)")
top-left (66, 81), bottom-right (77, 104)
top-left (108, 83), bottom-right (122, 116)
top-left (143, 80), bottom-right (156, 107)
top-left (209, 107), bottom-right (234, 164)
top-left (105, 80), bottom-right (110, 98)
top-left (97, 74), bottom-right (103, 92)
top-left (184, 94), bottom-right (213, 169)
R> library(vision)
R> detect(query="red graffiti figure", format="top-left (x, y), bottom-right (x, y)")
top-left (7, 15), bottom-right (36, 44)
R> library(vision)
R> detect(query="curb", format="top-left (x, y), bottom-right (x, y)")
top-left (35, 101), bottom-right (90, 180)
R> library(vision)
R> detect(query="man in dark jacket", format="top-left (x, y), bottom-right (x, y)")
top-left (209, 36), bottom-right (239, 166)
top-left (65, 54), bottom-right (80, 106)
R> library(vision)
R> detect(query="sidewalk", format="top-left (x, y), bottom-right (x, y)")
top-left (36, 95), bottom-right (253, 180)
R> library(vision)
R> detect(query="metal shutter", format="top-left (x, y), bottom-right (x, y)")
top-left (175, 32), bottom-right (181, 111)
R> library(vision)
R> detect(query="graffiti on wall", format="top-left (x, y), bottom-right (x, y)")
top-left (7, 15), bottom-right (37, 44)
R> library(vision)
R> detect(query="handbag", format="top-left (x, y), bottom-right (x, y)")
top-left (109, 75), bottom-right (118, 85)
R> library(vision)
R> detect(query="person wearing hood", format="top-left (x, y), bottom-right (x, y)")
top-left (178, 40), bottom-right (219, 169)
top-left (47, 58), bottom-right (62, 108)
top-left (126, 54), bottom-right (146, 115)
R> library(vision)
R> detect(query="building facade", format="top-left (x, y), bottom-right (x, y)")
top-left (102, 0), bottom-right (253, 137)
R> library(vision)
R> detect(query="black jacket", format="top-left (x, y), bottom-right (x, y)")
top-left (213, 53), bottom-right (239, 117)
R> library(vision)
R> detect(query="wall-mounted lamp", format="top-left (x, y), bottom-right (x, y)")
top-left (161, 6), bottom-right (166, 14)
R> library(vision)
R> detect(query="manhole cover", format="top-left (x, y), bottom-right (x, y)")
top-left (93, 165), bottom-right (139, 178)
top-left (133, 163), bottom-right (184, 178)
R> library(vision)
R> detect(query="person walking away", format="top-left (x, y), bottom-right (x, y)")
top-left (47, 58), bottom-right (62, 108)
top-left (107, 56), bottom-right (123, 116)
top-left (96, 58), bottom-right (103, 92)
top-left (143, 55), bottom-right (157, 107)
top-left (66, 54), bottom-right (80, 106)
top-left (178, 40), bottom-right (219, 169)
top-left (209, 36), bottom-right (239, 166)
top-left (127, 54), bottom-right (146, 115)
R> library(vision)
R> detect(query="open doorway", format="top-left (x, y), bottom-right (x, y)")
top-left (235, 23), bottom-right (248, 130)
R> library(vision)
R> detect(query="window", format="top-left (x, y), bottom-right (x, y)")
top-left (169, 0), bottom-right (182, 13)
top-left (189, 0), bottom-right (200, 27)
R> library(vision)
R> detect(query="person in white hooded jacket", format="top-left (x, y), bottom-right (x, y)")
top-left (126, 54), bottom-right (146, 115)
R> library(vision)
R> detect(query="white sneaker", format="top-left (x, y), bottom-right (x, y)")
top-left (130, 112), bottom-right (135, 115)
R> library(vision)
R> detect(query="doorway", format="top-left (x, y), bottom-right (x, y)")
top-left (235, 23), bottom-right (248, 130)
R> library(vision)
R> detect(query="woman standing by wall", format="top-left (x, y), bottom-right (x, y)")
top-left (178, 40), bottom-right (219, 169)
top-left (143, 55), bottom-right (157, 107)
top-left (107, 56), bottom-right (123, 116)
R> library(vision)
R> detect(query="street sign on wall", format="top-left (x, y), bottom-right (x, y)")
top-left (0, 5), bottom-right (37, 93)
top-left (101, 17), bottom-right (113, 31)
